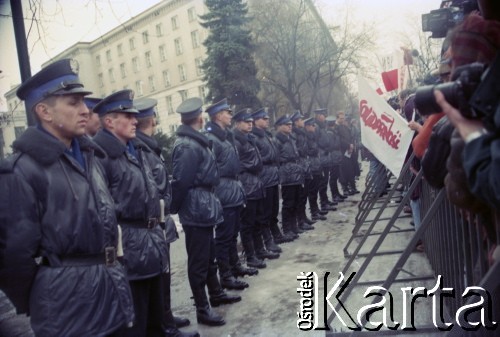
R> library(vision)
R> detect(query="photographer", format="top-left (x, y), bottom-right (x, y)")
top-left (433, 12), bottom-right (500, 209)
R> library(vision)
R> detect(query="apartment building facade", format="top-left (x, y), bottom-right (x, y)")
top-left (2, 0), bottom-right (208, 157)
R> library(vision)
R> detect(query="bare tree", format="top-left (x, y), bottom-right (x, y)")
top-left (249, 0), bottom-right (374, 117)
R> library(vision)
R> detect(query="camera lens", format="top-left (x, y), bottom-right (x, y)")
top-left (415, 82), bottom-right (458, 116)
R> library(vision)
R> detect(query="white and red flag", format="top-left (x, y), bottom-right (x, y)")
top-left (358, 76), bottom-right (415, 178)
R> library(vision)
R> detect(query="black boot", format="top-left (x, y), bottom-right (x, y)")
top-left (206, 267), bottom-right (241, 307)
top-left (270, 222), bottom-right (291, 244)
top-left (196, 305), bottom-right (225, 326)
top-left (311, 212), bottom-right (327, 221)
top-left (299, 222), bottom-right (315, 231)
top-left (256, 248), bottom-right (280, 260)
top-left (262, 227), bottom-right (282, 253)
top-left (232, 262), bottom-right (259, 277)
top-left (164, 327), bottom-right (200, 337)
top-left (173, 316), bottom-right (190, 328)
top-left (303, 216), bottom-right (316, 225)
top-left (290, 217), bottom-right (304, 235)
top-left (246, 255), bottom-right (267, 269)
top-left (219, 262), bottom-right (249, 290)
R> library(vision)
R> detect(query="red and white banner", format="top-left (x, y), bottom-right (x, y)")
top-left (380, 48), bottom-right (413, 92)
top-left (358, 76), bottom-right (414, 178)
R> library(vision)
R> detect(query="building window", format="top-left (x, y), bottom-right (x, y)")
top-left (171, 15), bottom-right (178, 30)
top-left (163, 70), bottom-right (171, 87)
top-left (174, 38), bottom-right (183, 56)
top-left (120, 63), bottom-right (127, 78)
top-left (98, 73), bottom-right (104, 87)
top-left (117, 43), bottom-right (123, 56)
top-left (195, 58), bottom-right (203, 76)
top-left (106, 50), bottom-right (111, 62)
top-left (198, 85), bottom-right (207, 102)
top-left (156, 23), bottom-right (163, 36)
top-left (188, 7), bottom-right (196, 22)
top-left (148, 75), bottom-right (156, 92)
top-left (145, 51), bottom-right (152, 68)
top-left (166, 96), bottom-right (174, 115)
top-left (96, 55), bottom-right (101, 66)
top-left (129, 37), bottom-right (136, 50)
top-left (179, 90), bottom-right (188, 102)
top-left (135, 80), bottom-right (144, 96)
top-left (132, 57), bottom-right (140, 72)
top-left (191, 30), bottom-right (200, 48)
top-left (108, 68), bottom-right (115, 83)
top-left (142, 30), bottom-right (149, 44)
top-left (159, 45), bottom-right (166, 62)
top-left (178, 64), bottom-right (187, 82)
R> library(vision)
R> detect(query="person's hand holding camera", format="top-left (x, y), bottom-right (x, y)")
top-left (434, 90), bottom-right (487, 143)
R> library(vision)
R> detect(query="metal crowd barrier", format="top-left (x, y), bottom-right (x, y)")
top-left (326, 161), bottom-right (499, 337)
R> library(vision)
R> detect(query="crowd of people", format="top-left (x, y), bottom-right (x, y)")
top-left (0, 55), bottom-right (363, 337)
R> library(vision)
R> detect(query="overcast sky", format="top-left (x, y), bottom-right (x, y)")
top-left (0, 0), bottom-right (439, 110)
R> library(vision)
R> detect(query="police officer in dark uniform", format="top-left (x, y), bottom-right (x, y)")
top-left (134, 98), bottom-right (198, 337)
top-left (0, 59), bottom-right (134, 336)
top-left (204, 98), bottom-right (255, 290)
top-left (83, 96), bottom-right (102, 136)
top-left (325, 115), bottom-right (347, 203)
top-left (304, 117), bottom-right (328, 221)
top-left (251, 107), bottom-right (293, 246)
top-left (274, 115), bottom-right (305, 237)
top-left (314, 108), bottom-right (338, 211)
top-left (93, 90), bottom-right (169, 337)
top-left (233, 108), bottom-right (279, 267)
top-left (290, 110), bottom-right (315, 231)
top-left (171, 98), bottom-right (240, 327)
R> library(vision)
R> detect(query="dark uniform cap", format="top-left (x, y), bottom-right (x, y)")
top-left (84, 97), bottom-right (102, 110)
top-left (304, 117), bottom-right (316, 126)
top-left (251, 107), bottom-right (269, 120)
top-left (205, 98), bottom-right (232, 116)
top-left (93, 89), bottom-right (139, 116)
top-left (16, 58), bottom-right (92, 112)
top-left (275, 115), bottom-right (292, 126)
top-left (176, 97), bottom-right (203, 119)
top-left (134, 97), bottom-right (158, 118)
top-left (290, 110), bottom-right (304, 122)
top-left (314, 108), bottom-right (328, 115)
top-left (233, 108), bottom-right (254, 122)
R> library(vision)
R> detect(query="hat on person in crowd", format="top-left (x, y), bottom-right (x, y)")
top-left (304, 117), bottom-right (316, 126)
top-left (325, 115), bottom-right (336, 124)
top-left (290, 110), bottom-right (304, 122)
top-left (251, 107), bottom-right (269, 120)
top-left (274, 115), bottom-right (292, 126)
top-left (84, 97), bottom-right (102, 111)
top-left (233, 108), bottom-right (254, 122)
top-left (94, 90), bottom-right (139, 116)
top-left (134, 97), bottom-right (158, 118)
top-left (16, 58), bottom-right (92, 112)
top-left (176, 97), bottom-right (203, 119)
top-left (205, 98), bottom-right (232, 116)
top-left (313, 108), bottom-right (327, 116)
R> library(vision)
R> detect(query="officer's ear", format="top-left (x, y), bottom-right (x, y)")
top-left (34, 101), bottom-right (53, 124)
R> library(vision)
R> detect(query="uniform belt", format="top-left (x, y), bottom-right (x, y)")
top-left (41, 247), bottom-right (117, 267)
top-left (119, 217), bottom-right (160, 229)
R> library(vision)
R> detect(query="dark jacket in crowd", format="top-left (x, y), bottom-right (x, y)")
top-left (233, 128), bottom-right (265, 200)
top-left (94, 130), bottom-right (168, 280)
top-left (170, 124), bottom-right (223, 226)
top-left (315, 120), bottom-right (332, 168)
top-left (292, 126), bottom-right (312, 179)
top-left (204, 121), bottom-right (246, 208)
top-left (0, 127), bottom-right (134, 336)
top-left (251, 126), bottom-right (280, 188)
top-left (136, 130), bottom-right (177, 243)
top-left (327, 126), bottom-right (343, 166)
top-left (336, 123), bottom-right (354, 153)
top-left (305, 129), bottom-right (322, 175)
top-left (275, 131), bottom-right (304, 186)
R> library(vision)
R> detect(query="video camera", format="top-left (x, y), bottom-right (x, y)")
top-left (422, 0), bottom-right (479, 38)
top-left (414, 52), bottom-right (500, 124)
